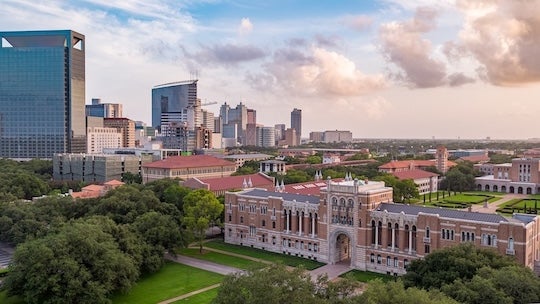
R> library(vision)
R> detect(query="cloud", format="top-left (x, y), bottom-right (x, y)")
top-left (342, 15), bottom-right (373, 31)
top-left (238, 17), bottom-right (253, 35)
top-left (191, 43), bottom-right (267, 66)
top-left (249, 44), bottom-right (386, 97)
top-left (360, 96), bottom-right (392, 120)
top-left (454, 0), bottom-right (540, 86)
top-left (314, 34), bottom-right (342, 48)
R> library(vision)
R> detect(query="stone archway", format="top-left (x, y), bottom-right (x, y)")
top-left (335, 233), bottom-right (351, 264)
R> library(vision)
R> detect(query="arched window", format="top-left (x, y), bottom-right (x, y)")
top-left (262, 220), bottom-right (266, 227)
top-left (387, 256), bottom-right (391, 266)
top-left (370, 253), bottom-right (375, 263)
top-left (387, 223), bottom-right (392, 247)
top-left (377, 254), bottom-right (382, 264)
top-left (425, 227), bottom-right (430, 239)
top-left (394, 257), bottom-right (399, 267)
top-left (412, 226), bottom-right (417, 251)
top-left (371, 220), bottom-right (376, 245)
top-left (378, 221), bottom-right (383, 245)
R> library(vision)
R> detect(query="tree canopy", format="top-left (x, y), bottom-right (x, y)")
top-left (183, 189), bottom-right (224, 253)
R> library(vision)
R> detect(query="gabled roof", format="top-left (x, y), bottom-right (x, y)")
top-left (392, 169), bottom-right (438, 180)
top-left (196, 173), bottom-right (274, 192)
top-left (281, 178), bottom-right (344, 196)
top-left (458, 155), bottom-right (490, 163)
top-left (239, 188), bottom-right (320, 204)
top-left (377, 203), bottom-right (508, 224)
top-left (104, 179), bottom-right (124, 186)
top-left (143, 155), bottom-right (234, 169)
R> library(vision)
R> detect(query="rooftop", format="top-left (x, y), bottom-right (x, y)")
top-left (392, 169), bottom-right (439, 180)
top-left (143, 155), bottom-right (234, 169)
top-left (195, 173), bottom-right (273, 192)
top-left (377, 203), bottom-right (508, 224)
top-left (239, 188), bottom-right (320, 204)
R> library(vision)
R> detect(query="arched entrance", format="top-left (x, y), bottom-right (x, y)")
top-left (335, 233), bottom-right (351, 263)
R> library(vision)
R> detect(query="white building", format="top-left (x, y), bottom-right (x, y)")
top-left (87, 127), bottom-right (122, 154)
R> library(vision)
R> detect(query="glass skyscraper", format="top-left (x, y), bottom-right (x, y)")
top-left (151, 80), bottom-right (198, 132)
top-left (0, 30), bottom-right (86, 159)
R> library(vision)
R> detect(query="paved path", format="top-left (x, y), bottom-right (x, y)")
top-left (466, 193), bottom-right (527, 213)
top-left (165, 253), bottom-right (242, 276)
top-left (309, 262), bottom-right (351, 280)
top-left (156, 283), bottom-right (221, 304)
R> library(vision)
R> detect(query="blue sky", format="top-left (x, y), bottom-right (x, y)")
top-left (2, 0), bottom-right (540, 139)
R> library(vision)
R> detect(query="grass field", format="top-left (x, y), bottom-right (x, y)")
top-left (0, 291), bottom-right (24, 304)
top-left (204, 239), bottom-right (325, 270)
top-left (178, 248), bottom-right (265, 269)
top-left (172, 288), bottom-right (219, 304)
top-left (112, 262), bottom-right (223, 304)
top-left (339, 270), bottom-right (392, 282)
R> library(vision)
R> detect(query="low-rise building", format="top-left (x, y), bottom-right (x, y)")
top-left (142, 155), bottom-right (236, 183)
top-left (53, 153), bottom-right (153, 183)
top-left (475, 158), bottom-right (540, 194)
top-left (391, 169), bottom-right (439, 195)
top-left (183, 173), bottom-right (274, 196)
top-left (224, 178), bottom-right (540, 275)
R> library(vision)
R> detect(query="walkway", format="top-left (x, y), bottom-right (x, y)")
top-left (162, 245), bottom-right (351, 303)
top-left (465, 193), bottom-right (527, 214)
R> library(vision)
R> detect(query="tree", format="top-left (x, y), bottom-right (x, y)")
top-left (395, 179), bottom-right (419, 203)
top-left (213, 263), bottom-right (357, 304)
top-left (162, 184), bottom-right (190, 211)
top-left (121, 171), bottom-right (142, 184)
top-left (5, 219), bottom-right (139, 304)
top-left (403, 243), bottom-right (517, 291)
top-left (306, 155), bottom-right (322, 164)
top-left (183, 189), bottom-right (223, 253)
top-left (355, 279), bottom-right (458, 304)
top-left (232, 160), bottom-right (260, 176)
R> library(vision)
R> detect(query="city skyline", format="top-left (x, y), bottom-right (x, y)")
top-left (2, 1), bottom-right (540, 139)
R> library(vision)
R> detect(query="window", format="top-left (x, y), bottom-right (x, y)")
top-left (377, 255), bottom-right (382, 264)
top-left (228, 228), bottom-right (232, 237)
top-left (425, 244), bottom-right (430, 254)
top-left (240, 216), bottom-right (243, 223)
top-left (272, 236), bottom-right (276, 245)
top-left (404, 259), bottom-right (409, 268)
top-left (370, 253), bottom-right (375, 263)
top-left (272, 221), bottom-right (276, 229)
top-left (262, 220), bottom-right (266, 227)
top-left (314, 244), bottom-right (318, 252)
top-left (228, 214), bottom-right (231, 222)
top-left (394, 257), bottom-right (399, 267)
top-left (386, 256), bottom-right (391, 267)
top-left (425, 227), bottom-right (430, 239)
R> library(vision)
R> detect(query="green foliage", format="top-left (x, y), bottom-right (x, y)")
top-left (403, 243), bottom-right (516, 290)
top-left (162, 184), bottom-right (190, 210)
top-left (356, 279), bottom-right (458, 304)
top-left (375, 175), bottom-right (419, 203)
top-left (121, 171), bottom-right (142, 184)
top-left (213, 263), bottom-right (357, 304)
top-left (232, 160), bottom-right (260, 176)
top-left (488, 153), bottom-right (514, 164)
top-left (306, 155), bottom-right (322, 164)
top-left (347, 153), bottom-right (370, 161)
top-left (183, 189), bottom-right (223, 252)
top-left (282, 169), bottom-right (311, 184)
top-left (5, 219), bottom-right (139, 304)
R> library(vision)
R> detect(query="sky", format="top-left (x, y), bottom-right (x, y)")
top-left (2, 0), bottom-right (540, 140)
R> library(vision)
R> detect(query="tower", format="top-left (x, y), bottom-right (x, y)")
top-left (0, 30), bottom-right (86, 159)
top-left (151, 80), bottom-right (198, 132)
top-left (436, 146), bottom-right (449, 174)
top-left (291, 108), bottom-right (302, 146)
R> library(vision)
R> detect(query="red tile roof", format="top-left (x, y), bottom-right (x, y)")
top-left (197, 173), bottom-right (274, 192)
top-left (379, 159), bottom-right (456, 169)
top-left (104, 179), bottom-right (124, 186)
top-left (392, 169), bottom-right (439, 180)
top-left (143, 155), bottom-right (234, 169)
top-left (458, 155), bottom-right (490, 163)
top-left (281, 178), bottom-right (344, 196)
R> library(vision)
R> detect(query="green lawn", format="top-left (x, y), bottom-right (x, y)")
top-left (204, 239), bottom-right (325, 270)
top-left (172, 288), bottom-right (218, 304)
top-left (444, 194), bottom-right (492, 204)
top-left (0, 291), bottom-right (24, 304)
top-left (497, 198), bottom-right (540, 215)
top-left (112, 262), bottom-right (223, 304)
top-left (178, 248), bottom-right (265, 269)
top-left (464, 191), bottom-right (505, 196)
top-left (339, 270), bottom-right (392, 282)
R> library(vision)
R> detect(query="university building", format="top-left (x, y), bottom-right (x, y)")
top-left (224, 178), bottom-right (540, 275)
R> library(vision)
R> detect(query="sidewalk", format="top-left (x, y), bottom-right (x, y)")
top-left (466, 193), bottom-right (527, 214)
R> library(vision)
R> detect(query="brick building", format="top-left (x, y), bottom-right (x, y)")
top-left (224, 178), bottom-right (540, 275)
top-left (475, 158), bottom-right (540, 194)
top-left (142, 155), bottom-right (236, 183)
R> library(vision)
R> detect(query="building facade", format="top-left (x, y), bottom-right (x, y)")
top-left (324, 130), bottom-right (353, 143)
top-left (0, 30), bottom-right (86, 159)
top-left (152, 80), bottom-right (199, 132)
top-left (86, 98), bottom-right (123, 118)
top-left (53, 153), bottom-right (154, 183)
top-left (87, 127), bottom-right (122, 154)
top-left (475, 158), bottom-right (540, 194)
top-left (291, 108), bottom-right (302, 146)
top-left (104, 118), bottom-right (135, 148)
top-left (142, 155), bottom-right (236, 183)
top-left (224, 179), bottom-right (540, 275)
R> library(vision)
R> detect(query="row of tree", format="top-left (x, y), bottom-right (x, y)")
top-left (212, 244), bottom-right (540, 304)
top-left (1, 179), bottom-right (223, 303)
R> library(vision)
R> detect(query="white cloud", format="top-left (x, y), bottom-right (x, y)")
top-left (238, 17), bottom-right (253, 35)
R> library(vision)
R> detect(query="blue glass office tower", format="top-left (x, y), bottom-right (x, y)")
top-left (151, 80), bottom-right (197, 132)
top-left (0, 30), bottom-right (86, 159)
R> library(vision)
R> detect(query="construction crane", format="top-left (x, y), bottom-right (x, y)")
top-left (201, 101), bottom-right (218, 106)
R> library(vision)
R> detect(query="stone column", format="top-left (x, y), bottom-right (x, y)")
top-left (298, 212), bottom-right (303, 236)
top-left (286, 210), bottom-right (290, 233)
top-left (311, 214), bottom-right (315, 238)
top-left (391, 227), bottom-right (396, 251)
top-left (375, 224), bottom-right (379, 249)
top-left (408, 229), bottom-right (413, 254)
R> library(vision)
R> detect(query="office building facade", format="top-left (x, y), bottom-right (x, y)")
top-left (0, 30), bottom-right (86, 159)
top-left (291, 108), bottom-right (302, 146)
top-left (151, 80), bottom-right (198, 132)
top-left (86, 98), bottom-right (123, 118)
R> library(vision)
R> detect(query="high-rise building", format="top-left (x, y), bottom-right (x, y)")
top-left (436, 146), bottom-right (449, 174)
top-left (151, 80), bottom-right (199, 132)
top-left (274, 124), bottom-right (286, 143)
top-left (247, 108), bottom-right (256, 124)
top-left (291, 108), bottom-right (302, 146)
top-left (0, 30), bottom-right (86, 159)
top-left (104, 118), bottom-right (135, 148)
top-left (220, 102), bottom-right (248, 144)
top-left (284, 128), bottom-right (297, 147)
top-left (258, 126), bottom-right (276, 148)
top-left (86, 98), bottom-right (123, 118)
